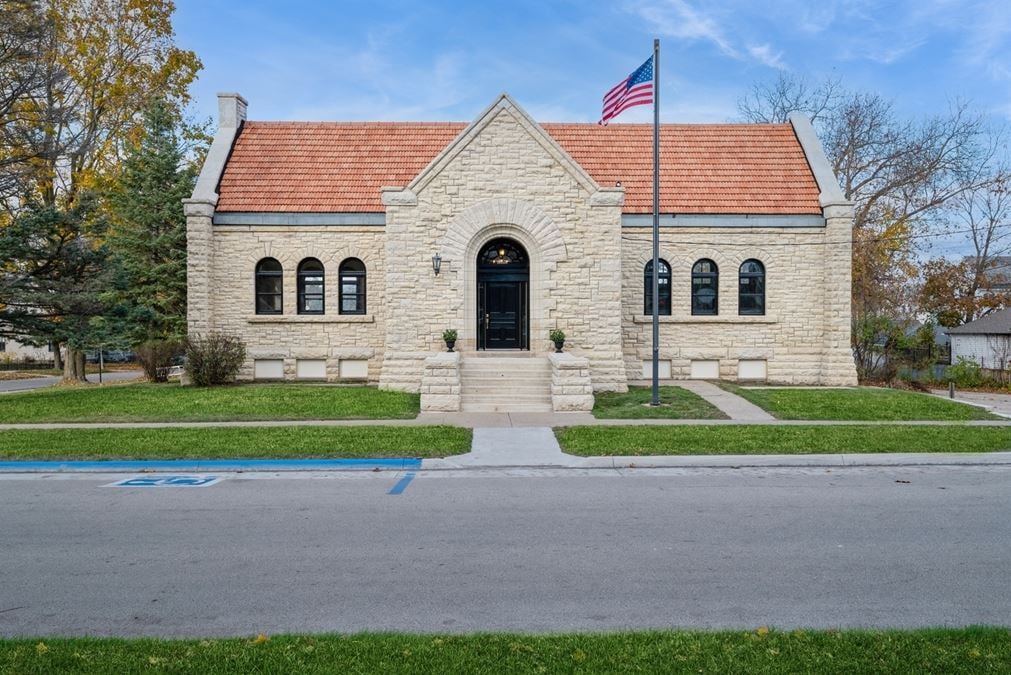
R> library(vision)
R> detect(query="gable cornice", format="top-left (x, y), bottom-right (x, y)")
top-left (788, 112), bottom-right (850, 209)
top-left (406, 93), bottom-right (602, 197)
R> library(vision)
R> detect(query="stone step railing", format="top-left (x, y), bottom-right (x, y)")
top-left (419, 351), bottom-right (461, 412)
top-left (548, 352), bottom-right (594, 411)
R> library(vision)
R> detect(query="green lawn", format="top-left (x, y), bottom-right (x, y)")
top-left (722, 384), bottom-right (998, 421)
top-left (0, 426), bottom-right (470, 460)
top-left (2, 628), bottom-right (1008, 674)
top-left (593, 385), bottom-right (727, 419)
top-left (0, 383), bottom-right (420, 423)
top-left (557, 424), bottom-right (1011, 456)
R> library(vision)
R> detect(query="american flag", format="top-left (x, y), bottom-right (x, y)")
top-left (599, 55), bottom-right (654, 125)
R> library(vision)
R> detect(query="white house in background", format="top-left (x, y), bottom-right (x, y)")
top-left (947, 308), bottom-right (1011, 370)
top-left (0, 337), bottom-right (54, 363)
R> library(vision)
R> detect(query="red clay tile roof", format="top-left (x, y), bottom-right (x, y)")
top-left (215, 121), bottom-right (822, 215)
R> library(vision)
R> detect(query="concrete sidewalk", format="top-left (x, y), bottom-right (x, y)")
top-left (5, 415), bottom-right (1011, 430)
top-left (431, 426), bottom-right (583, 468)
top-left (677, 380), bottom-right (776, 421)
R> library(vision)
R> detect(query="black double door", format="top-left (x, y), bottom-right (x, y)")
top-left (477, 279), bottom-right (528, 350)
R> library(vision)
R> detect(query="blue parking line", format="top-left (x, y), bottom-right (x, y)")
top-left (0, 458), bottom-right (423, 473)
top-left (388, 471), bottom-right (416, 495)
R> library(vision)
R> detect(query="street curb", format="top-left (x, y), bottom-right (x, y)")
top-left (565, 452), bottom-right (1011, 469)
top-left (419, 452), bottom-right (1011, 470)
top-left (2, 453), bottom-right (1009, 474)
top-left (0, 458), bottom-right (423, 473)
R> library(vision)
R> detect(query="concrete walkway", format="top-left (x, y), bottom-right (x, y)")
top-left (431, 427), bottom-right (583, 468)
top-left (931, 389), bottom-right (1011, 419)
top-left (677, 380), bottom-right (776, 421)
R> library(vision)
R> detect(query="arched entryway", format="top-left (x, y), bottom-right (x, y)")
top-left (477, 238), bottom-right (529, 350)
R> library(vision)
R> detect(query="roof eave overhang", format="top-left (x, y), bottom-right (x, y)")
top-left (621, 213), bottom-right (826, 228)
top-left (212, 211), bottom-right (827, 227)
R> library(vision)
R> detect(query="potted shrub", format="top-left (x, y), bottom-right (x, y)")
top-left (549, 328), bottom-right (566, 353)
top-left (442, 329), bottom-right (458, 353)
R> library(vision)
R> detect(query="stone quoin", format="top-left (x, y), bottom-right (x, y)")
top-left (184, 92), bottom-right (858, 412)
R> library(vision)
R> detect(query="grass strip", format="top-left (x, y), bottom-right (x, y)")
top-left (592, 386), bottom-right (727, 419)
top-left (720, 384), bottom-right (997, 421)
top-left (0, 383), bottom-right (420, 423)
top-left (557, 424), bottom-right (1011, 456)
top-left (0, 426), bottom-right (470, 460)
top-left (2, 628), bottom-right (1008, 674)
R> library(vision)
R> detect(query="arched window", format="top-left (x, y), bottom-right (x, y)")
top-left (644, 259), bottom-right (672, 315)
top-left (738, 259), bottom-right (765, 316)
top-left (255, 258), bottom-right (283, 315)
top-left (297, 258), bottom-right (325, 315)
top-left (691, 259), bottom-right (718, 315)
top-left (339, 258), bottom-right (366, 315)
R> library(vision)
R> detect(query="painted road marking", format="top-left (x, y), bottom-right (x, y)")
top-left (388, 472), bottom-right (416, 495)
top-left (0, 458), bottom-right (423, 473)
top-left (107, 475), bottom-right (222, 488)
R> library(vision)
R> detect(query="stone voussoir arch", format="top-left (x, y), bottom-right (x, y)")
top-left (633, 248), bottom-right (683, 273)
top-left (440, 198), bottom-right (568, 265)
top-left (245, 248), bottom-right (296, 272)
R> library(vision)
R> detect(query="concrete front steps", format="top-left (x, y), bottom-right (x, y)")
top-left (460, 353), bottom-right (552, 413)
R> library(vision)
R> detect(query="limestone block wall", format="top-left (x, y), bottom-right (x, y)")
top-left (380, 105), bottom-right (628, 393)
top-left (620, 225), bottom-right (857, 385)
top-left (202, 225), bottom-right (387, 382)
top-left (419, 351), bottom-right (461, 411)
top-left (548, 352), bottom-right (594, 411)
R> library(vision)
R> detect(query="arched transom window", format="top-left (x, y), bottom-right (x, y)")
top-left (297, 258), bottom-right (325, 315)
top-left (339, 258), bottom-right (366, 315)
top-left (255, 258), bottom-right (283, 315)
top-left (691, 259), bottom-right (718, 316)
top-left (644, 259), bottom-right (672, 315)
top-left (739, 259), bottom-right (765, 316)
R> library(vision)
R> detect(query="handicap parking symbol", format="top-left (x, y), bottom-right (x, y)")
top-left (107, 475), bottom-right (222, 488)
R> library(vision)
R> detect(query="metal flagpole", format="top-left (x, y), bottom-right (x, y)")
top-left (650, 38), bottom-right (661, 406)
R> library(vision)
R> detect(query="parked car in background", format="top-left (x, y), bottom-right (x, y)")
top-left (85, 350), bottom-right (136, 364)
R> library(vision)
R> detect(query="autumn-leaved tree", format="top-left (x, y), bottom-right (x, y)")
top-left (920, 173), bottom-right (1011, 327)
top-left (104, 97), bottom-right (196, 344)
top-left (739, 74), bottom-right (995, 379)
top-left (0, 0), bottom-right (201, 380)
top-left (0, 0), bottom-right (50, 206)
top-left (4, 0), bottom-right (201, 210)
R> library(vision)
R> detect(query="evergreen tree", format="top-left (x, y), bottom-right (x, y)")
top-left (105, 98), bottom-right (196, 344)
top-left (0, 196), bottom-right (111, 381)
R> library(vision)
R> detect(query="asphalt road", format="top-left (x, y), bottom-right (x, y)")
top-left (0, 370), bottom-right (142, 393)
top-left (1, 465), bottom-right (1009, 637)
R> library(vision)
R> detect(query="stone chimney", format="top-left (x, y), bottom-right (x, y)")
top-left (217, 92), bottom-right (248, 128)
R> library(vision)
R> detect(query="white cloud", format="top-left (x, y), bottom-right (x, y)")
top-left (627, 0), bottom-right (790, 70)
top-left (626, 0), bottom-right (738, 58)
top-left (746, 43), bottom-right (787, 70)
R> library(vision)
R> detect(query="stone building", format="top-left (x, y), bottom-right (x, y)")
top-left (184, 92), bottom-right (857, 412)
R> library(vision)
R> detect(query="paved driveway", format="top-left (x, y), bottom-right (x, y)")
top-left (0, 370), bottom-right (142, 393)
top-left (932, 389), bottom-right (1011, 418)
top-left (2, 465), bottom-right (1008, 637)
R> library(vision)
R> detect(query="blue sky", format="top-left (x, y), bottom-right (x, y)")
top-left (175, 0), bottom-right (1011, 125)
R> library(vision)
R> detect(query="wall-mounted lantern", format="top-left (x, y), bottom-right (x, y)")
top-left (432, 253), bottom-right (442, 276)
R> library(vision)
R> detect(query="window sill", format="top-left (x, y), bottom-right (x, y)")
top-left (632, 315), bottom-right (777, 324)
top-left (248, 315), bottom-right (375, 324)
